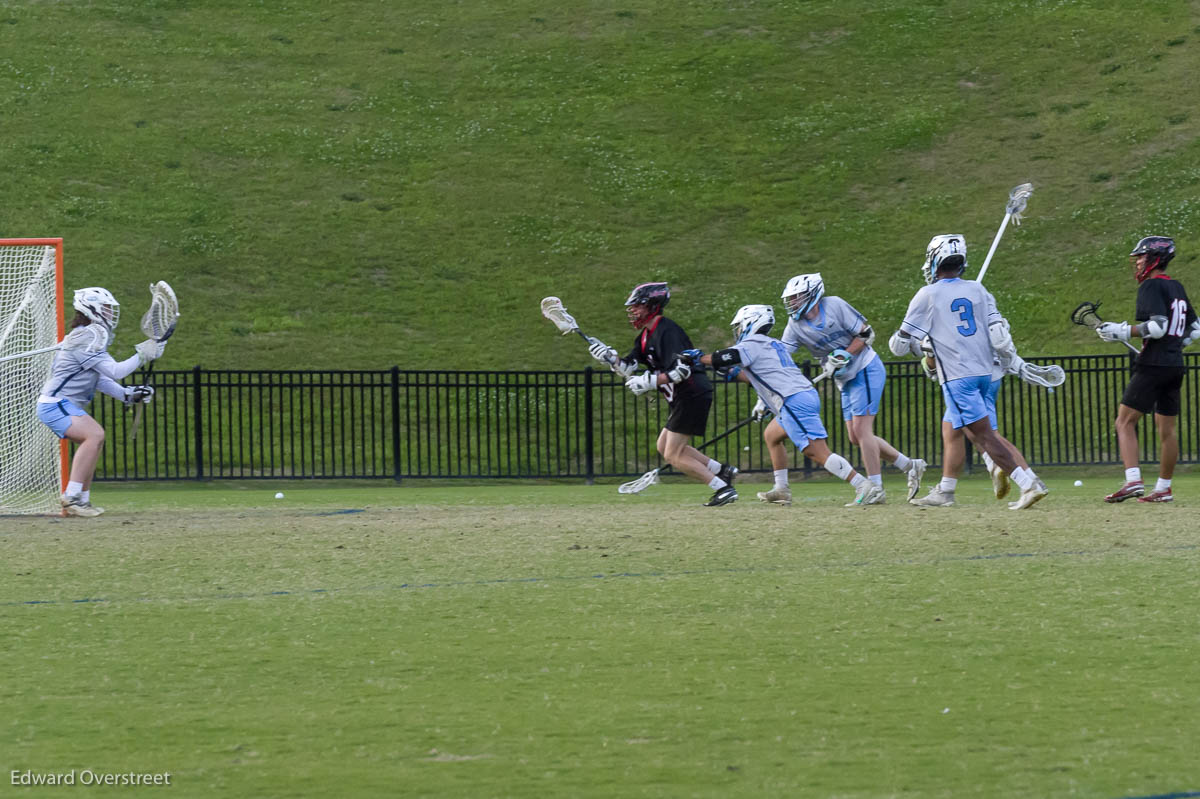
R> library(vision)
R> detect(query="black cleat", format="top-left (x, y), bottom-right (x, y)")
top-left (717, 463), bottom-right (739, 486)
top-left (704, 485), bottom-right (738, 507)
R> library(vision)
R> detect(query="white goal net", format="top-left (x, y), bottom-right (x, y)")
top-left (0, 239), bottom-right (65, 515)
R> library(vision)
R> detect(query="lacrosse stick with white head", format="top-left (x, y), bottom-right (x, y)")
top-left (976, 182), bottom-right (1033, 285)
top-left (129, 281), bottom-right (179, 441)
top-left (1070, 300), bottom-right (1138, 354)
top-left (540, 296), bottom-right (592, 344)
top-left (618, 416), bottom-right (757, 494)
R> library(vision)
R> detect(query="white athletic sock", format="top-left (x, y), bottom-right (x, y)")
top-left (1126, 467), bottom-right (1142, 484)
top-left (1011, 469), bottom-right (1033, 490)
top-left (893, 454), bottom-right (911, 472)
top-left (869, 474), bottom-right (883, 486)
top-left (982, 451), bottom-right (995, 471)
top-left (1156, 478), bottom-right (1172, 492)
top-left (66, 481), bottom-right (83, 497)
top-left (706, 458), bottom-right (721, 475)
top-left (939, 477), bottom-right (957, 493)
top-left (850, 473), bottom-right (867, 489)
top-left (80, 490), bottom-right (90, 503)
top-left (773, 469), bottom-right (789, 490)
top-left (708, 476), bottom-right (728, 490)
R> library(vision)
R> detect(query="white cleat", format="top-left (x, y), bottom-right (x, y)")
top-left (61, 494), bottom-right (103, 517)
top-left (910, 487), bottom-right (955, 507)
top-left (906, 458), bottom-right (927, 502)
top-left (846, 483), bottom-right (886, 507)
top-left (756, 487), bottom-right (793, 506)
top-left (1008, 479), bottom-right (1048, 510)
top-left (990, 464), bottom-right (1011, 500)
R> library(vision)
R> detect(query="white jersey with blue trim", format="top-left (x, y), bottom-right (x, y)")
top-left (38, 325), bottom-right (140, 407)
top-left (731, 333), bottom-right (814, 414)
top-left (781, 295), bottom-right (877, 384)
top-left (899, 278), bottom-right (1001, 382)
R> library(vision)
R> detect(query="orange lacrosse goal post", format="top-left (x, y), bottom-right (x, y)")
top-left (0, 238), bottom-right (69, 515)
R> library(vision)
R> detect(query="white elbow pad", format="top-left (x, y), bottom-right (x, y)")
top-left (888, 330), bottom-right (912, 358)
top-left (1140, 315), bottom-right (1168, 340)
top-left (988, 318), bottom-right (1015, 357)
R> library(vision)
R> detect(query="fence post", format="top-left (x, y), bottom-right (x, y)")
top-left (584, 367), bottom-right (595, 485)
top-left (192, 365), bottom-right (204, 481)
top-left (391, 366), bottom-right (402, 483)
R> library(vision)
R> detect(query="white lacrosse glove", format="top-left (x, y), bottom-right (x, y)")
top-left (124, 385), bottom-right (155, 404)
top-left (136, 338), bottom-right (166, 365)
top-left (1097, 321), bottom-right (1130, 342)
top-left (920, 337), bottom-right (938, 381)
top-left (587, 337), bottom-right (619, 368)
top-left (1183, 319), bottom-right (1200, 347)
top-left (625, 371), bottom-right (658, 396)
top-left (826, 348), bottom-right (852, 377)
top-left (751, 398), bottom-right (770, 422)
top-left (665, 360), bottom-right (691, 383)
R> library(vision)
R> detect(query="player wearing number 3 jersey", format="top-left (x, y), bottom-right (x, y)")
top-left (890, 234), bottom-right (1048, 510)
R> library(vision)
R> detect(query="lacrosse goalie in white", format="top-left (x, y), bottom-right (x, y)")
top-left (685, 304), bottom-right (877, 507)
top-left (779, 273), bottom-right (926, 504)
top-left (35, 288), bottom-right (165, 516)
top-left (890, 235), bottom-right (1048, 510)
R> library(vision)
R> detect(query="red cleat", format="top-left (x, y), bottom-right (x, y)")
top-left (1104, 481), bottom-right (1144, 503)
top-left (1137, 488), bottom-right (1173, 503)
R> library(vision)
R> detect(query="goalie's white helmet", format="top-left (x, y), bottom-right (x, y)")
top-left (781, 273), bottom-right (824, 320)
top-left (73, 287), bottom-right (120, 331)
top-left (731, 304), bottom-right (775, 341)
top-left (922, 235), bottom-right (967, 284)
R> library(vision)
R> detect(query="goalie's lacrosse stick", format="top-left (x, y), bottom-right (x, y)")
top-left (618, 416), bottom-right (757, 494)
top-left (129, 281), bottom-right (179, 441)
top-left (976, 182), bottom-right (1034, 285)
top-left (540, 296), bottom-right (592, 344)
top-left (1069, 300), bottom-right (1139, 354)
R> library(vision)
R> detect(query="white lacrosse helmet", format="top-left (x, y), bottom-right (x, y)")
top-left (731, 304), bottom-right (775, 341)
top-left (781, 273), bottom-right (824, 320)
top-left (73, 287), bottom-right (120, 331)
top-left (922, 235), bottom-right (967, 284)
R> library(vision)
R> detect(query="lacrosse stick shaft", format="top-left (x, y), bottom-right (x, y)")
top-left (0, 343), bottom-right (62, 364)
top-left (651, 416), bottom-right (758, 477)
top-left (128, 363), bottom-right (155, 441)
top-left (975, 213), bottom-right (1010, 285)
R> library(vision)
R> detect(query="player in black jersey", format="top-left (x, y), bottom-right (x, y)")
top-left (1096, 236), bottom-right (1199, 503)
top-left (587, 282), bottom-right (739, 506)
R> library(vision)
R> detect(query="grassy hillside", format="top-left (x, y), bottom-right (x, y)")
top-left (1, 0), bottom-right (1198, 369)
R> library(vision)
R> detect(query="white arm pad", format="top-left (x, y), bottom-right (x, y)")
top-left (988, 318), bottom-right (1015, 357)
top-left (888, 330), bottom-right (914, 358)
top-left (1138, 315), bottom-right (1168, 340)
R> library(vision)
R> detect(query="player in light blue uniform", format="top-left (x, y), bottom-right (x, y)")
top-left (35, 288), bottom-right (164, 516)
top-left (687, 305), bottom-right (877, 507)
top-left (780, 273), bottom-right (926, 505)
top-left (889, 235), bottom-right (1048, 510)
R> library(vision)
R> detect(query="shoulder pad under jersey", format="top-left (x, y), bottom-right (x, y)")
top-left (61, 325), bottom-right (109, 354)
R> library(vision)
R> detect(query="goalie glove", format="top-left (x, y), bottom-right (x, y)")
top-left (665, 360), bottom-right (692, 384)
top-left (124, 385), bottom-right (155, 405)
top-left (587, 337), bottom-right (619, 368)
top-left (136, 338), bottom-right (166, 365)
top-left (625, 371), bottom-right (658, 396)
top-left (1096, 321), bottom-right (1130, 342)
top-left (751, 398), bottom-right (770, 422)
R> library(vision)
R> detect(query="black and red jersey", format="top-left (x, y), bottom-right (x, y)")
top-left (624, 315), bottom-right (712, 405)
top-left (1134, 274), bottom-right (1196, 367)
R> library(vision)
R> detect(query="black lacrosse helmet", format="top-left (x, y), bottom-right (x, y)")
top-left (1129, 236), bottom-right (1175, 282)
top-left (624, 282), bottom-right (670, 312)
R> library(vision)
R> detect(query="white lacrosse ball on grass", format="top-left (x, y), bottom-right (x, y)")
top-left (1073, 480), bottom-right (1083, 487)
top-left (274, 492), bottom-right (285, 499)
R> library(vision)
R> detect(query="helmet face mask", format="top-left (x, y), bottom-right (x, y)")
top-left (923, 235), bottom-right (967, 284)
top-left (781, 273), bottom-right (824, 320)
top-left (1129, 236), bottom-right (1175, 282)
top-left (730, 304), bottom-right (775, 342)
top-left (73, 287), bottom-right (120, 331)
top-left (624, 282), bottom-right (669, 329)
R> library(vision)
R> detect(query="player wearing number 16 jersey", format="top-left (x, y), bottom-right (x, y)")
top-left (889, 234), bottom-right (1048, 510)
top-left (1096, 236), bottom-right (1198, 503)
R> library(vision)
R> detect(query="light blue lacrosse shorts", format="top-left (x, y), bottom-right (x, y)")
top-left (940, 375), bottom-right (993, 429)
top-left (942, 377), bottom-right (1001, 430)
top-left (777, 389), bottom-right (828, 451)
top-left (37, 398), bottom-right (87, 439)
top-left (839, 356), bottom-right (886, 421)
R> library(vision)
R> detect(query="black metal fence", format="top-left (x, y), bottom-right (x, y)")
top-left (89, 354), bottom-right (1199, 482)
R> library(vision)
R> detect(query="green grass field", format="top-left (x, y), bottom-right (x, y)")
top-left (3, 473), bottom-right (1197, 798)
